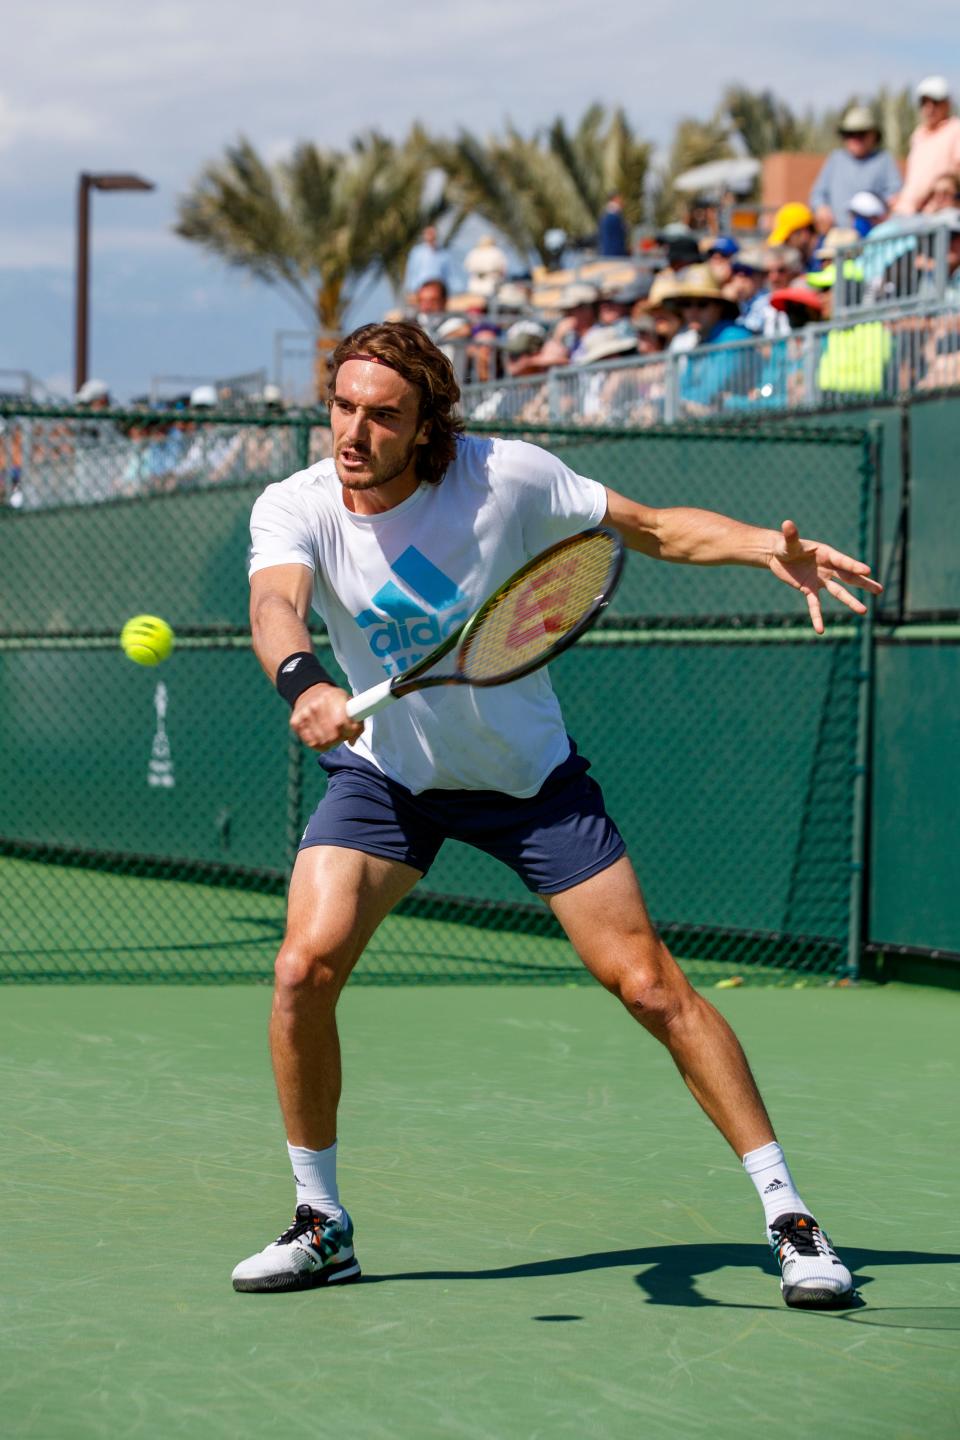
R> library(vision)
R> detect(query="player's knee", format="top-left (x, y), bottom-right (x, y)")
top-left (613, 945), bottom-right (690, 1030)
top-left (274, 940), bottom-right (343, 999)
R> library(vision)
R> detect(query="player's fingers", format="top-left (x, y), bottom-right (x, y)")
top-left (780, 519), bottom-right (800, 548)
top-left (824, 579), bottom-right (867, 612)
top-left (832, 566), bottom-right (884, 593)
top-left (820, 546), bottom-right (874, 576)
top-left (805, 589), bottom-right (825, 635)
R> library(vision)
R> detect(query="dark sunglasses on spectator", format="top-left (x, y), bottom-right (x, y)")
top-left (679, 299), bottom-right (717, 310)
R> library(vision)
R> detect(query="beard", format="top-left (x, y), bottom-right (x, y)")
top-left (334, 434), bottom-right (421, 491)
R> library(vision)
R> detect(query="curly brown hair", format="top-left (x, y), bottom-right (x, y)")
top-left (328, 322), bottom-right (465, 486)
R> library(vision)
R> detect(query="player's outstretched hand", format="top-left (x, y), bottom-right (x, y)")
top-left (290, 684), bottom-right (364, 751)
top-left (769, 519), bottom-right (883, 634)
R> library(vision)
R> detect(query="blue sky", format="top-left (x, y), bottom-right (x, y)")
top-left (5, 0), bottom-right (959, 400)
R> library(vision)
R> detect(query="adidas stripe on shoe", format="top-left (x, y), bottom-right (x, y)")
top-left (232, 1204), bottom-right (361, 1293)
top-left (769, 1212), bottom-right (853, 1308)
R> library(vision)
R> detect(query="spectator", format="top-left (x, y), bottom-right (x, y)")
top-left (719, 278), bottom-right (828, 413)
top-left (727, 246), bottom-right (788, 336)
top-left (170, 384), bottom-right (246, 487)
top-left (259, 384), bottom-right (285, 410)
top-left (810, 107), bottom-right (902, 232)
top-left (540, 282), bottom-right (600, 364)
top-left (416, 278), bottom-right (448, 318)
top-left (72, 377), bottom-right (131, 501)
top-left (465, 318), bottom-right (503, 385)
top-left (920, 171), bottom-right (960, 212)
top-left (769, 279), bottom-right (829, 331)
top-left (768, 203), bottom-right (821, 269)
top-left (919, 209), bottom-right (960, 385)
top-left (847, 191), bottom-right (888, 237)
top-left (465, 321), bottom-right (551, 425)
top-left (703, 236), bottom-right (739, 289)
top-left (121, 417), bottom-right (179, 495)
top-left (597, 193), bottom-right (629, 257)
top-left (597, 276), bottom-right (650, 326)
top-left (403, 226), bottom-right (451, 304)
top-left (574, 320), bottom-right (644, 422)
top-left (640, 272), bottom-right (687, 349)
top-left (661, 231), bottom-right (702, 277)
top-left (765, 245), bottom-right (805, 292)
top-left (75, 378), bottom-right (111, 409)
top-left (575, 320), bottom-right (640, 368)
top-left (502, 320), bottom-right (550, 377)
top-left (893, 77), bottom-right (960, 215)
top-left (663, 265), bottom-right (755, 412)
top-left (430, 313), bottom-right (472, 383)
top-left (464, 234), bottom-right (509, 298)
top-left (633, 314), bottom-right (664, 355)
top-left (494, 279), bottom-right (532, 316)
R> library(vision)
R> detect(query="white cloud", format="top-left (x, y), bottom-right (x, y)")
top-left (0, 91), bottom-right (101, 152)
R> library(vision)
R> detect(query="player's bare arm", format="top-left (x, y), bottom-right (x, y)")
top-left (249, 563), bottom-right (361, 750)
top-left (603, 488), bottom-right (883, 634)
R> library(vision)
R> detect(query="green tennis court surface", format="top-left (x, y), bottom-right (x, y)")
top-left (2, 984), bottom-right (958, 1440)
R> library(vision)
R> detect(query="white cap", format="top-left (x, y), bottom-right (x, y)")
top-left (75, 378), bottom-right (109, 403)
top-left (261, 383), bottom-right (283, 406)
top-left (560, 282), bottom-right (599, 308)
top-left (189, 384), bottom-right (218, 408)
top-left (917, 75), bottom-right (950, 102)
top-left (848, 191), bottom-right (887, 218)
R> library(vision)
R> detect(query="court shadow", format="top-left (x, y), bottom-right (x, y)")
top-left (364, 1242), bottom-right (960, 1311)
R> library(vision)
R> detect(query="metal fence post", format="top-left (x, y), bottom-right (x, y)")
top-left (846, 426), bottom-right (881, 980)
top-left (294, 415), bottom-right (311, 474)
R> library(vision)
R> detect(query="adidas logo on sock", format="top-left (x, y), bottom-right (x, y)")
top-left (764, 1178), bottom-right (789, 1194)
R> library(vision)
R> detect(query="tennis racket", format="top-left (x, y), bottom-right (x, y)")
top-left (345, 526), bottom-right (624, 722)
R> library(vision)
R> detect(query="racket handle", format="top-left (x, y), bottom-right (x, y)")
top-left (345, 678), bottom-right (396, 722)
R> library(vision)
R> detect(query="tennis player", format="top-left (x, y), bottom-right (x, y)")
top-left (234, 321), bottom-right (880, 1305)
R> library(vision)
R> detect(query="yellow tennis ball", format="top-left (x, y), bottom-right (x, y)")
top-left (121, 614), bottom-right (175, 666)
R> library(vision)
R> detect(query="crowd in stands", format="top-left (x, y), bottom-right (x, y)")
top-left (5, 73), bottom-right (960, 509)
top-left (0, 378), bottom-right (331, 510)
top-left (393, 73), bottom-right (960, 426)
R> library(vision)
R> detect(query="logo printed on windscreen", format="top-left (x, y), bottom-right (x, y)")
top-left (354, 546), bottom-right (470, 677)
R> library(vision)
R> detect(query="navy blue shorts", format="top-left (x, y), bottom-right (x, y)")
top-left (300, 742), bottom-right (626, 896)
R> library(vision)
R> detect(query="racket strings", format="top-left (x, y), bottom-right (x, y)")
top-left (458, 532), bottom-right (618, 682)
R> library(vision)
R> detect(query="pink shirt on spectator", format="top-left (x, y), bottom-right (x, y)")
top-left (893, 116), bottom-right (960, 214)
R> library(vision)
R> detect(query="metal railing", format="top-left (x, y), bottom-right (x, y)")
top-left (833, 218), bottom-right (958, 316)
top-left (459, 300), bottom-right (960, 428)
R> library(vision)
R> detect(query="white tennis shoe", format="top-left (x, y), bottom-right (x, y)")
top-left (769, 1212), bottom-right (854, 1307)
top-left (232, 1204), bottom-right (361, 1293)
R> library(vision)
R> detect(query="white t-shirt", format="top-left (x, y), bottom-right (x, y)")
top-left (249, 434), bottom-right (607, 795)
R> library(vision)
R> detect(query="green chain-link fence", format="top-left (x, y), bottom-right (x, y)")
top-left (0, 405), bottom-right (876, 984)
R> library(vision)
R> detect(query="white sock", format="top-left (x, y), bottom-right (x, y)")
top-left (743, 1141), bottom-right (809, 1231)
top-left (287, 1141), bottom-right (343, 1223)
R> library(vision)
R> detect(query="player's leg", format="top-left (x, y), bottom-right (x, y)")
top-left (548, 855), bottom-right (774, 1154)
top-left (547, 856), bottom-right (854, 1306)
top-left (232, 844), bottom-right (420, 1294)
top-left (270, 843), bottom-right (420, 1150)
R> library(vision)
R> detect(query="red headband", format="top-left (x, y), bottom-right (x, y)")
top-left (341, 352), bottom-right (395, 370)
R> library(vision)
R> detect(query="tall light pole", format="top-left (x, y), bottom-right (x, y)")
top-left (74, 171), bottom-right (155, 395)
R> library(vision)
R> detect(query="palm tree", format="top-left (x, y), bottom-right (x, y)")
top-left (653, 116), bottom-right (733, 226)
top-left (175, 130), bottom-right (445, 338)
top-left (434, 106), bottom-right (652, 265)
top-left (722, 86), bottom-right (805, 157)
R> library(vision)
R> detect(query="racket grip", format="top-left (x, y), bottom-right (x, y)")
top-left (345, 678), bottom-right (396, 722)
